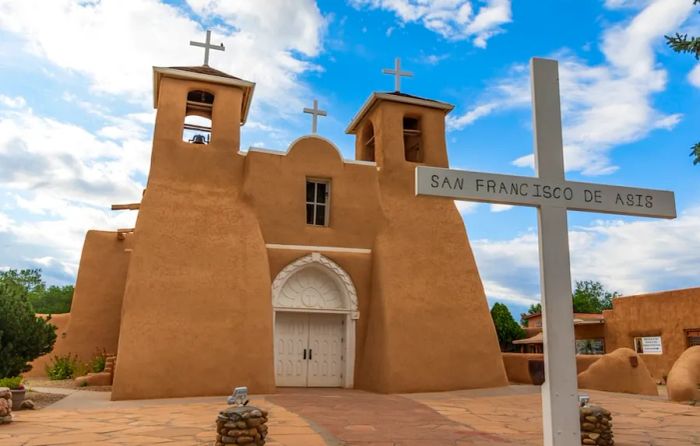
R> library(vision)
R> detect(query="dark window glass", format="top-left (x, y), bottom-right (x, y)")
top-left (316, 183), bottom-right (327, 204)
top-left (315, 205), bottom-right (326, 225)
top-left (306, 204), bottom-right (314, 224)
top-left (306, 182), bottom-right (315, 202)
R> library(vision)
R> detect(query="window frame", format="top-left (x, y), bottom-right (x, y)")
top-left (305, 178), bottom-right (331, 227)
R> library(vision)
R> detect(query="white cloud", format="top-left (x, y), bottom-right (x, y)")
top-left (689, 64), bottom-right (700, 88)
top-left (0, 0), bottom-right (327, 118)
top-left (455, 200), bottom-right (480, 214)
top-left (0, 106), bottom-right (147, 279)
top-left (0, 95), bottom-right (26, 109)
top-left (490, 204), bottom-right (513, 213)
top-left (447, 0), bottom-right (694, 176)
top-left (472, 206), bottom-right (700, 304)
top-left (350, 0), bottom-right (511, 47)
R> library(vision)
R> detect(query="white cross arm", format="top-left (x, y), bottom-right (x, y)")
top-left (416, 166), bottom-right (676, 219)
top-left (303, 107), bottom-right (327, 116)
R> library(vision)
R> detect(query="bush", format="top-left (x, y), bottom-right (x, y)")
top-left (45, 354), bottom-right (86, 380)
top-left (0, 376), bottom-right (23, 390)
top-left (0, 280), bottom-right (57, 378)
top-left (89, 350), bottom-right (107, 373)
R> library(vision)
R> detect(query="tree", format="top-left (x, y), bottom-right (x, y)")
top-left (0, 280), bottom-right (57, 378)
top-left (520, 302), bottom-right (541, 326)
top-left (28, 285), bottom-right (74, 314)
top-left (491, 303), bottom-right (525, 352)
top-left (665, 0), bottom-right (700, 165)
top-left (0, 269), bottom-right (74, 314)
top-left (572, 280), bottom-right (620, 314)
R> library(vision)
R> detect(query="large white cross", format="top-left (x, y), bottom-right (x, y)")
top-left (382, 57), bottom-right (413, 92)
top-left (303, 99), bottom-right (327, 134)
top-left (190, 30), bottom-right (225, 66)
top-left (416, 58), bottom-right (676, 446)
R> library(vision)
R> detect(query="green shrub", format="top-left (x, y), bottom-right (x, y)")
top-left (45, 354), bottom-right (85, 380)
top-left (0, 376), bottom-right (23, 390)
top-left (0, 278), bottom-right (57, 378)
top-left (89, 350), bottom-right (107, 373)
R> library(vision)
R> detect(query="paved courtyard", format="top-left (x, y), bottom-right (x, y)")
top-left (1, 386), bottom-right (698, 445)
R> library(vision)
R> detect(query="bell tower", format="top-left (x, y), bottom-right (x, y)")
top-left (346, 92), bottom-right (453, 169)
top-left (345, 60), bottom-right (509, 393)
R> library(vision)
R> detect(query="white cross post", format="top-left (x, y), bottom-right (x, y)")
top-left (190, 30), bottom-right (225, 66)
top-left (416, 57), bottom-right (676, 446)
top-left (382, 57), bottom-right (413, 92)
top-left (303, 99), bottom-right (327, 134)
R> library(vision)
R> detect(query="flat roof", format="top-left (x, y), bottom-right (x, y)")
top-left (345, 92), bottom-right (454, 134)
top-left (152, 66), bottom-right (255, 124)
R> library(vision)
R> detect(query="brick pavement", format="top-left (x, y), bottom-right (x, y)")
top-left (0, 386), bottom-right (698, 445)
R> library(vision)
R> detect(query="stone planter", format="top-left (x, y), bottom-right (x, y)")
top-left (10, 389), bottom-right (25, 408)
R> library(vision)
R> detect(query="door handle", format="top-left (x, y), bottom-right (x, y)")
top-left (303, 349), bottom-right (307, 360)
top-left (309, 349), bottom-right (313, 360)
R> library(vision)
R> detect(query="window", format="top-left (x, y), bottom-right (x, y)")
top-left (575, 338), bottom-right (605, 355)
top-left (183, 90), bottom-right (214, 144)
top-left (686, 329), bottom-right (700, 348)
top-left (633, 336), bottom-right (663, 355)
top-left (306, 179), bottom-right (330, 226)
top-left (360, 121), bottom-right (375, 161)
top-left (403, 116), bottom-right (423, 162)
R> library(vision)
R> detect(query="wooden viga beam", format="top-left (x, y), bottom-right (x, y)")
top-left (111, 203), bottom-right (140, 210)
top-left (116, 228), bottom-right (135, 241)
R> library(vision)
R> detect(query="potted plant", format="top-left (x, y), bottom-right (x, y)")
top-left (0, 377), bottom-right (25, 407)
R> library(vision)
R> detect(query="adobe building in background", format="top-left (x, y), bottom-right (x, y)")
top-left (35, 51), bottom-right (509, 399)
top-left (514, 287), bottom-right (700, 380)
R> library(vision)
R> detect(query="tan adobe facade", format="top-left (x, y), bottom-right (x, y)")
top-left (35, 63), bottom-right (509, 399)
top-left (512, 287), bottom-right (700, 380)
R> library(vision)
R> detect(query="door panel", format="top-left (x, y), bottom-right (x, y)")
top-left (307, 313), bottom-right (344, 387)
top-left (275, 312), bottom-right (309, 387)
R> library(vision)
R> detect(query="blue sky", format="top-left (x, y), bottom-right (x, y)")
top-left (0, 0), bottom-right (699, 318)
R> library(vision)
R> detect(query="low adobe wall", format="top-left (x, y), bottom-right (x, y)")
top-left (667, 346), bottom-right (700, 402)
top-left (578, 348), bottom-right (657, 396)
top-left (502, 353), bottom-right (600, 384)
top-left (24, 313), bottom-right (71, 377)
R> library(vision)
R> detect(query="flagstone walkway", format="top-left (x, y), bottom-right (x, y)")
top-left (1, 386), bottom-right (698, 445)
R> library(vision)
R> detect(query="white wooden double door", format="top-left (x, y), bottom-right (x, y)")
top-left (275, 312), bottom-right (345, 387)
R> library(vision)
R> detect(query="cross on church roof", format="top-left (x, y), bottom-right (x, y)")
top-left (189, 30), bottom-right (225, 66)
top-left (382, 57), bottom-right (413, 92)
top-left (303, 99), bottom-right (327, 134)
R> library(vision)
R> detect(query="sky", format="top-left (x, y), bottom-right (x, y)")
top-left (0, 0), bottom-right (699, 319)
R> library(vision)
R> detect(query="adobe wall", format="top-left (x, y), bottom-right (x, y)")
top-left (577, 348), bottom-right (658, 396)
top-left (356, 102), bottom-right (508, 392)
top-left (502, 353), bottom-right (600, 384)
top-left (24, 313), bottom-right (71, 377)
top-left (604, 287), bottom-right (700, 380)
top-left (25, 230), bottom-right (132, 376)
top-left (112, 79), bottom-right (275, 400)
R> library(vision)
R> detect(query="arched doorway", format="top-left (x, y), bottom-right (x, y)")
top-left (272, 253), bottom-right (358, 388)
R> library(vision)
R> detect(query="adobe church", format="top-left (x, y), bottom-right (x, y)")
top-left (35, 33), bottom-right (508, 400)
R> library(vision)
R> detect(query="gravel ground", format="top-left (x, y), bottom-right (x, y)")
top-left (16, 391), bottom-right (67, 410)
top-left (24, 378), bottom-right (111, 392)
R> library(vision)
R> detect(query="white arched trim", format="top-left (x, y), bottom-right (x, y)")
top-left (271, 252), bottom-right (358, 388)
top-left (272, 252), bottom-right (358, 315)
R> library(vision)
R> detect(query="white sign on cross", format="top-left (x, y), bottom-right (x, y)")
top-left (303, 99), bottom-right (327, 134)
top-left (416, 58), bottom-right (676, 446)
top-left (190, 30), bottom-right (225, 66)
top-left (382, 57), bottom-right (413, 92)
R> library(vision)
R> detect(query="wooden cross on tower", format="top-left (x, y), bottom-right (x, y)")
top-left (382, 57), bottom-right (413, 92)
top-left (303, 99), bottom-right (327, 134)
top-left (190, 30), bottom-right (225, 66)
top-left (416, 58), bottom-right (676, 446)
